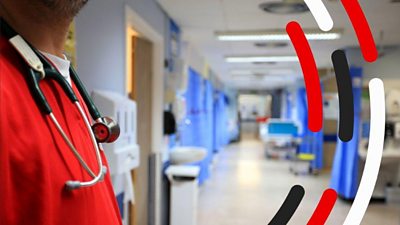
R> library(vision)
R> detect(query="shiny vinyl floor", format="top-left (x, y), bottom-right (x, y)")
top-left (197, 139), bottom-right (400, 225)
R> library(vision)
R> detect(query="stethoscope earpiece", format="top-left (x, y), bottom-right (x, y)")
top-left (92, 117), bottom-right (120, 143)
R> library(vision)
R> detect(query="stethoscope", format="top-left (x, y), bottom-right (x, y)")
top-left (0, 19), bottom-right (120, 190)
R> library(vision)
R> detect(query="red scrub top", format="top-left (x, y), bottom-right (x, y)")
top-left (0, 35), bottom-right (122, 225)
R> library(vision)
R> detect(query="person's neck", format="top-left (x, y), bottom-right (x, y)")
top-left (0, 3), bottom-right (71, 58)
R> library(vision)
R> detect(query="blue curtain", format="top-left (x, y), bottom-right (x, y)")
top-left (179, 68), bottom-right (205, 147)
top-left (213, 91), bottom-right (229, 152)
top-left (197, 80), bottom-right (214, 183)
top-left (179, 68), bottom-right (216, 185)
top-left (177, 68), bottom-right (232, 185)
top-left (222, 95), bottom-right (230, 146)
top-left (330, 67), bottom-right (363, 199)
top-left (285, 91), bottom-right (292, 119)
top-left (297, 87), bottom-right (324, 169)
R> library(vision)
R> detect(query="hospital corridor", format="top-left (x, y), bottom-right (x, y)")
top-left (197, 139), bottom-right (400, 225)
top-left (1, 0), bottom-right (400, 225)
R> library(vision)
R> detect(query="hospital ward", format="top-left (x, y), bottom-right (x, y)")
top-left (1, 0), bottom-right (400, 225)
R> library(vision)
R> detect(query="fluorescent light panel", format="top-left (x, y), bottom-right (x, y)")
top-left (217, 32), bottom-right (341, 41)
top-left (226, 56), bottom-right (298, 63)
top-left (231, 69), bottom-right (295, 76)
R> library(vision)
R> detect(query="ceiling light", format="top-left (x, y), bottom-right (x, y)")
top-left (231, 70), bottom-right (255, 76)
top-left (226, 56), bottom-right (298, 63)
top-left (253, 61), bottom-right (277, 65)
top-left (259, 1), bottom-right (309, 14)
top-left (231, 69), bottom-right (296, 77)
top-left (254, 42), bottom-right (288, 48)
top-left (217, 32), bottom-right (341, 41)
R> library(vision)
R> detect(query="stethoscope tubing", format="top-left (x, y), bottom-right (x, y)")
top-left (64, 103), bottom-right (106, 190)
top-left (46, 85), bottom-right (106, 190)
top-left (37, 61), bottom-right (106, 190)
top-left (49, 111), bottom-right (96, 178)
top-left (1, 18), bottom-right (113, 190)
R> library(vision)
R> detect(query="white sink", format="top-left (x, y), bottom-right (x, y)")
top-left (169, 146), bottom-right (207, 165)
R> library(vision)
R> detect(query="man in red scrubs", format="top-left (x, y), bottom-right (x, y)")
top-left (0, 1), bottom-right (122, 224)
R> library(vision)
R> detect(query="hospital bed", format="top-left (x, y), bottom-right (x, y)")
top-left (259, 119), bottom-right (301, 159)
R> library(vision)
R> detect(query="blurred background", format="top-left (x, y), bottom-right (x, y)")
top-left (68, 0), bottom-right (400, 224)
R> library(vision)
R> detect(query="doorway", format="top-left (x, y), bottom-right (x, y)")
top-left (128, 33), bottom-right (154, 225)
top-left (125, 6), bottom-right (165, 225)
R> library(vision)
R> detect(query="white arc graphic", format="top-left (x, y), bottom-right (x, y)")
top-left (304, 0), bottom-right (334, 31)
top-left (343, 78), bottom-right (385, 225)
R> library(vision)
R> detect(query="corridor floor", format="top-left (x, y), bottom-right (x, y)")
top-left (197, 140), bottom-right (400, 225)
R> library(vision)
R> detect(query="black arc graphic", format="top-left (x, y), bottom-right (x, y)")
top-left (268, 185), bottom-right (305, 225)
top-left (332, 50), bottom-right (354, 142)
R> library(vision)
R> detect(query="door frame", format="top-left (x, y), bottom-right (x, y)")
top-left (125, 5), bottom-right (164, 225)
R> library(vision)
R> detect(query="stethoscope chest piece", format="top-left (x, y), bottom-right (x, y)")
top-left (92, 117), bottom-right (120, 143)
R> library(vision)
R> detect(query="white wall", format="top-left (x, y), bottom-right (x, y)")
top-left (181, 40), bottom-right (206, 76)
top-left (346, 46), bottom-right (400, 88)
top-left (75, 0), bottom-right (169, 94)
top-left (238, 94), bottom-right (272, 119)
top-left (74, 2), bottom-right (169, 225)
top-left (364, 47), bottom-right (400, 80)
top-left (75, 0), bottom-right (125, 94)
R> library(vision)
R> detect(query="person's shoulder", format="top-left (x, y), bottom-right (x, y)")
top-left (0, 35), bottom-right (12, 60)
top-left (0, 35), bottom-right (21, 65)
top-left (0, 35), bottom-right (25, 81)
top-left (0, 35), bottom-right (28, 110)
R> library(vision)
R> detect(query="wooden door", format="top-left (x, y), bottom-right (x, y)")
top-left (129, 37), bottom-right (153, 225)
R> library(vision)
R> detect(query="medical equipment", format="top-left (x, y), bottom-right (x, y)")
top-left (92, 91), bottom-right (140, 174)
top-left (92, 91), bottom-right (140, 225)
top-left (289, 153), bottom-right (315, 176)
top-left (166, 165), bottom-right (201, 225)
top-left (1, 19), bottom-right (120, 190)
top-left (259, 119), bottom-right (301, 159)
top-left (259, 120), bottom-right (318, 175)
top-left (359, 89), bottom-right (400, 200)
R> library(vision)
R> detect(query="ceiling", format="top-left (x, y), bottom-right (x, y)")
top-left (157, 0), bottom-right (400, 90)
